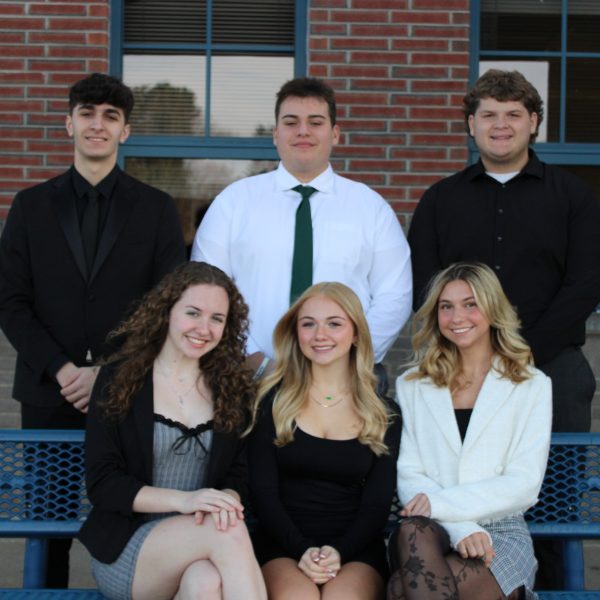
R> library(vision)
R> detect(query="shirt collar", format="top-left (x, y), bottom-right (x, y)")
top-left (469, 149), bottom-right (543, 182)
top-left (274, 162), bottom-right (334, 194)
top-left (71, 164), bottom-right (120, 199)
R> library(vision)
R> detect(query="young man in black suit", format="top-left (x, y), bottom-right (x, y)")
top-left (0, 73), bottom-right (186, 587)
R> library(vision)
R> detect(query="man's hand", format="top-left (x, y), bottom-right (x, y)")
top-left (56, 362), bottom-right (99, 413)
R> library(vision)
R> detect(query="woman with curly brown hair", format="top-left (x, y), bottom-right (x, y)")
top-left (78, 262), bottom-right (266, 600)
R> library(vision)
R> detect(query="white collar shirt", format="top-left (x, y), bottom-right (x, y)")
top-left (191, 162), bottom-right (412, 362)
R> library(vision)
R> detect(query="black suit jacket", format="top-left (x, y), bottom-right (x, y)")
top-left (0, 167), bottom-right (186, 408)
top-left (78, 366), bottom-right (248, 563)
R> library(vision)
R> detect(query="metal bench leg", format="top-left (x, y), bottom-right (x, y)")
top-left (23, 538), bottom-right (48, 588)
top-left (562, 539), bottom-right (585, 590)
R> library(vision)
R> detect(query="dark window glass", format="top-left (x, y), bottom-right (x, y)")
top-left (481, 0), bottom-right (561, 52)
top-left (213, 0), bottom-right (295, 45)
top-left (124, 0), bottom-right (206, 44)
top-left (566, 58), bottom-right (600, 143)
top-left (568, 0), bottom-right (600, 53)
top-left (125, 158), bottom-right (278, 245)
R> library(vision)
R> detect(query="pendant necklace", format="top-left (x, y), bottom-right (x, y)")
top-left (174, 378), bottom-right (198, 407)
top-left (154, 360), bottom-right (199, 407)
top-left (310, 393), bottom-right (345, 408)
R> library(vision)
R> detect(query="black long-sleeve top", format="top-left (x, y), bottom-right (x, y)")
top-left (408, 150), bottom-right (600, 366)
top-left (248, 390), bottom-right (401, 563)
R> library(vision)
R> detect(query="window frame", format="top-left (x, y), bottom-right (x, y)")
top-left (109, 0), bottom-right (307, 164)
top-left (470, 0), bottom-right (600, 165)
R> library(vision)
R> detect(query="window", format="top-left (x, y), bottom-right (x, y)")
top-left (471, 0), bottom-right (600, 193)
top-left (110, 0), bottom-right (306, 245)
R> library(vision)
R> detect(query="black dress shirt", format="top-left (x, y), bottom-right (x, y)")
top-left (71, 164), bottom-right (118, 230)
top-left (408, 150), bottom-right (600, 366)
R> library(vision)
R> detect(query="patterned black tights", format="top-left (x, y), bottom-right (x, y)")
top-left (387, 517), bottom-right (523, 600)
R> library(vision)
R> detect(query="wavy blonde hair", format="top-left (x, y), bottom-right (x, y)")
top-left (409, 262), bottom-right (532, 387)
top-left (251, 282), bottom-right (391, 455)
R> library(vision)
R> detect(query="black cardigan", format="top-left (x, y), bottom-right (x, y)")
top-left (78, 365), bottom-right (248, 563)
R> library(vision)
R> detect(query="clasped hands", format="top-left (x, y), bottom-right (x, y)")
top-left (180, 488), bottom-right (244, 532)
top-left (298, 545), bottom-right (341, 584)
top-left (56, 362), bottom-right (99, 414)
top-left (401, 492), bottom-right (495, 567)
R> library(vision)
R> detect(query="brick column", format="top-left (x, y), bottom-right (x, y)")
top-left (0, 0), bottom-right (110, 220)
top-left (308, 0), bottom-right (470, 228)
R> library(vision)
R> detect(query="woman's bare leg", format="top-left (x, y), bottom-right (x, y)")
top-left (131, 514), bottom-right (266, 600)
top-left (261, 557), bottom-right (320, 600)
top-left (321, 562), bottom-right (384, 600)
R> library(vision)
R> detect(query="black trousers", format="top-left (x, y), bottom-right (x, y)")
top-left (534, 346), bottom-right (595, 590)
top-left (21, 401), bottom-right (86, 589)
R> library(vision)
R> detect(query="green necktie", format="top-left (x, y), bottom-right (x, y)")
top-left (290, 185), bottom-right (317, 304)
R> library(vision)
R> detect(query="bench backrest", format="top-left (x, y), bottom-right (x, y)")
top-left (1, 430), bottom-right (599, 538)
top-left (0, 429), bottom-right (87, 537)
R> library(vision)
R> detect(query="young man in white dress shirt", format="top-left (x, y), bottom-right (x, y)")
top-left (191, 77), bottom-right (412, 381)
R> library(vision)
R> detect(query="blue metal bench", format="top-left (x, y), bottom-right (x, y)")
top-left (1, 430), bottom-right (599, 597)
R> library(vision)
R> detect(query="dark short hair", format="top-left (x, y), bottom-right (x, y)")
top-left (69, 73), bottom-right (135, 123)
top-left (462, 69), bottom-right (544, 143)
top-left (275, 77), bottom-right (337, 125)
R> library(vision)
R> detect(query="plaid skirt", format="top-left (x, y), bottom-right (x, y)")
top-left (483, 514), bottom-right (538, 600)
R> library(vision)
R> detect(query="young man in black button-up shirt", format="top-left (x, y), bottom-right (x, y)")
top-left (408, 69), bottom-right (600, 589)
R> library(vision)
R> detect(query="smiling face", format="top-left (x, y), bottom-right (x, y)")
top-left (273, 95), bottom-right (340, 183)
top-left (468, 97), bottom-right (537, 173)
top-left (437, 280), bottom-right (492, 355)
top-left (66, 102), bottom-right (130, 170)
top-left (296, 294), bottom-right (356, 368)
top-left (165, 283), bottom-right (229, 360)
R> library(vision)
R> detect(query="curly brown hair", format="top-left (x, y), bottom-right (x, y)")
top-left (100, 262), bottom-right (256, 431)
top-left (462, 69), bottom-right (544, 143)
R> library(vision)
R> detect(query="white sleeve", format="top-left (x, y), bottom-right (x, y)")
top-left (190, 190), bottom-right (232, 274)
top-left (366, 202), bottom-right (412, 362)
top-left (396, 377), bottom-right (493, 550)
top-left (190, 188), bottom-right (261, 356)
top-left (428, 375), bottom-right (552, 523)
top-left (395, 376), bottom-right (444, 502)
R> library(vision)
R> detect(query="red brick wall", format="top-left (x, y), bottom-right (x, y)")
top-left (308, 0), bottom-right (471, 226)
top-left (0, 0), bottom-right (109, 219)
top-left (0, 0), bottom-right (471, 227)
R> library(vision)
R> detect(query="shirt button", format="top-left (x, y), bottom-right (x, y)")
top-left (497, 236), bottom-right (503, 242)
top-left (88, 294), bottom-right (96, 302)
top-left (498, 208), bottom-right (504, 214)
top-left (495, 265), bottom-right (501, 271)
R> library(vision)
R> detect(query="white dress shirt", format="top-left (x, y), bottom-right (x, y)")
top-left (191, 163), bottom-right (412, 362)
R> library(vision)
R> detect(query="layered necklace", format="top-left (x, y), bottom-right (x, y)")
top-left (309, 386), bottom-right (349, 408)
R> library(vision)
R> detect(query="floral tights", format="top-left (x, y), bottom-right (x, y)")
top-left (387, 516), bottom-right (523, 600)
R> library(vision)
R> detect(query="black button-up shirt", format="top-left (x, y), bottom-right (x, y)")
top-left (408, 150), bottom-right (600, 366)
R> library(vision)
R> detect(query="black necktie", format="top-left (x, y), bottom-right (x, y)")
top-left (290, 185), bottom-right (317, 304)
top-left (81, 188), bottom-right (99, 272)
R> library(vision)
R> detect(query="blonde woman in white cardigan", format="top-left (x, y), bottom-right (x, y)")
top-left (389, 262), bottom-right (552, 600)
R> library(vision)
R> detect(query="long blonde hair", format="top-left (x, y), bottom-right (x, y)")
top-left (252, 282), bottom-right (391, 455)
top-left (409, 262), bottom-right (532, 386)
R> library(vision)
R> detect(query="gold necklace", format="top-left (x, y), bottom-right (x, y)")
top-left (310, 393), bottom-right (345, 408)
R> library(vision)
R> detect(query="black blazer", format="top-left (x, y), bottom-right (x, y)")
top-left (0, 168), bottom-right (186, 407)
top-left (79, 366), bottom-right (249, 563)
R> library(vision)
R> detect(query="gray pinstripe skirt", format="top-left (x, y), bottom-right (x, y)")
top-left (91, 417), bottom-right (213, 600)
top-left (483, 514), bottom-right (538, 600)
